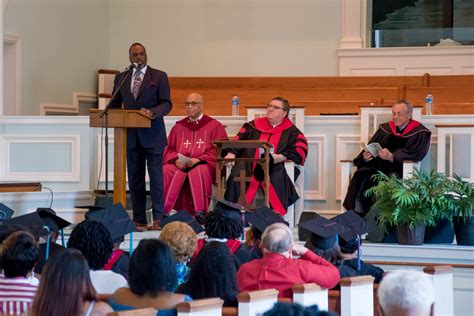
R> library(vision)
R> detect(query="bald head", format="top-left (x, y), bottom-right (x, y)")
top-left (185, 93), bottom-right (204, 120)
top-left (261, 223), bottom-right (293, 254)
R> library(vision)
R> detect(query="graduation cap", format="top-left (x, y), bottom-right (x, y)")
top-left (332, 210), bottom-right (370, 271)
top-left (0, 203), bottom-right (15, 221)
top-left (161, 210), bottom-right (204, 234)
top-left (76, 205), bottom-right (105, 219)
top-left (209, 196), bottom-right (246, 240)
top-left (0, 212), bottom-right (49, 240)
top-left (247, 206), bottom-right (289, 235)
top-left (298, 214), bottom-right (350, 250)
top-left (36, 208), bottom-right (71, 233)
top-left (87, 203), bottom-right (137, 245)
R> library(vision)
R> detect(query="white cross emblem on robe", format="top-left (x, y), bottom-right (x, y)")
top-left (184, 140), bottom-right (191, 148)
top-left (196, 138), bottom-right (205, 149)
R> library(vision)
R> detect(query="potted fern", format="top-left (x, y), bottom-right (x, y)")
top-left (365, 169), bottom-right (454, 245)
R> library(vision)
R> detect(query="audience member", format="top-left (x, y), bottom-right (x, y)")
top-left (178, 241), bottom-right (238, 307)
top-left (339, 237), bottom-right (384, 283)
top-left (34, 208), bottom-right (70, 274)
top-left (67, 220), bottom-right (128, 294)
top-left (159, 221), bottom-right (198, 286)
top-left (109, 239), bottom-right (191, 316)
top-left (30, 248), bottom-right (113, 316)
top-left (237, 223), bottom-right (340, 298)
top-left (0, 231), bottom-right (39, 315)
top-left (263, 302), bottom-right (333, 316)
top-left (163, 92), bottom-right (228, 215)
top-left (195, 198), bottom-right (257, 267)
top-left (378, 270), bottom-right (434, 316)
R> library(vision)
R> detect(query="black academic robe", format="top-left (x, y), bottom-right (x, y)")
top-left (35, 242), bottom-right (65, 274)
top-left (343, 120), bottom-right (431, 215)
top-left (224, 117), bottom-right (308, 215)
top-left (342, 259), bottom-right (385, 283)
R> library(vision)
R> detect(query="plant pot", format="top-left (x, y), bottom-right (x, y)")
top-left (396, 223), bottom-right (425, 245)
top-left (424, 218), bottom-right (455, 244)
top-left (454, 216), bottom-right (474, 246)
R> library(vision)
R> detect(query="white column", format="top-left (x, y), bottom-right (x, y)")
top-left (0, 0), bottom-right (5, 115)
top-left (340, 0), bottom-right (368, 49)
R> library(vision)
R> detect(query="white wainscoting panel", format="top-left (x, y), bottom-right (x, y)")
top-left (304, 135), bottom-right (326, 200)
top-left (335, 134), bottom-right (360, 200)
top-left (0, 134), bottom-right (80, 182)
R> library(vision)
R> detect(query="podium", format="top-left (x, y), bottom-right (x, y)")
top-left (213, 140), bottom-right (272, 210)
top-left (89, 109), bottom-right (151, 207)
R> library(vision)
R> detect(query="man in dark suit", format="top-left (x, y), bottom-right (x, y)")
top-left (109, 42), bottom-right (172, 230)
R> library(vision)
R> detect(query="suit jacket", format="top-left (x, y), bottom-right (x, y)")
top-left (109, 66), bottom-right (172, 150)
top-left (237, 251), bottom-right (340, 298)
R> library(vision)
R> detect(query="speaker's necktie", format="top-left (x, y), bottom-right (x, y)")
top-left (132, 71), bottom-right (142, 100)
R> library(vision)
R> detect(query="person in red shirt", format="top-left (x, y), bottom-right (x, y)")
top-left (237, 223), bottom-right (340, 298)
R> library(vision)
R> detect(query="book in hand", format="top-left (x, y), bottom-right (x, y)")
top-left (178, 153), bottom-right (192, 164)
top-left (363, 142), bottom-right (382, 157)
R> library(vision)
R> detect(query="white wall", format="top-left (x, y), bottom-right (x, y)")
top-left (108, 0), bottom-right (342, 76)
top-left (3, 0), bottom-right (109, 115)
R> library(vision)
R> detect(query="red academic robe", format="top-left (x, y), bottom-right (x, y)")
top-left (224, 117), bottom-right (308, 215)
top-left (237, 251), bottom-right (341, 298)
top-left (163, 115), bottom-right (228, 215)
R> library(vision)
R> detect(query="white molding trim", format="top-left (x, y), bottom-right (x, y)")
top-left (3, 33), bottom-right (21, 115)
top-left (335, 134), bottom-right (360, 200)
top-left (0, 190), bottom-right (93, 203)
top-left (40, 92), bottom-right (98, 116)
top-left (304, 135), bottom-right (326, 200)
top-left (338, 46), bottom-right (474, 76)
top-left (0, 134), bottom-right (81, 182)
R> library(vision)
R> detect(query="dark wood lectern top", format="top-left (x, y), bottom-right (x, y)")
top-left (213, 140), bottom-right (273, 149)
top-left (0, 182), bottom-right (42, 193)
top-left (89, 109), bottom-right (151, 129)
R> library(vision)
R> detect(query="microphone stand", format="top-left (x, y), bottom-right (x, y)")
top-left (101, 65), bottom-right (134, 208)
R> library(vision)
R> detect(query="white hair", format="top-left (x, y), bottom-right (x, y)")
top-left (261, 223), bottom-right (293, 254)
top-left (378, 270), bottom-right (434, 315)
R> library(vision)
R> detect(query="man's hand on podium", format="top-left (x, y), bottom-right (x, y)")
top-left (139, 108), bottom-right (156, 120)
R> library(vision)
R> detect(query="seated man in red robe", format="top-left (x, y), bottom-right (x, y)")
top-left (237, 223), bottom-right (340, 298)
top-left (343, 100), bottom-right (431, 216)
top-left (163, 93), bottom-right (228, 216)
top-left (223, 97), bottom-right (308, 215)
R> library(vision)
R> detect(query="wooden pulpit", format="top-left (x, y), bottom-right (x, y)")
top-left (213, 140), bottom-right (273, 210)
top-left (89, 109), bottom-right (151, 207)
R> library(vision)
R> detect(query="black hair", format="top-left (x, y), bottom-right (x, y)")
top-left (129, 239), bottom-right (177, 297)
top-left (128, 42), bottom-right (146, 55)
top-left (204, 212), bottom-right (242, 239)
top-left (67, 220), bottom-right (113, 270)
top-left (263, 302), bottom-right (333, 316)
top-left (250, 226), bottom-right (263, 242)
top-left (305, 237), bottom-right (344, 267)
top-left (2, 231), bottom-right (39, 277)
top-left (339, 238), bottom-right (359, 254)
top-left (0, 224), bottom-right (24, 243)
top-left (180, 242), bottom-right (238, 307)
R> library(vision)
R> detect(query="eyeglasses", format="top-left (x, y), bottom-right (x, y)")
top-left (267, 104), bottom-right (285, 110)
top-left (184, 101), bottom-right (202, 107)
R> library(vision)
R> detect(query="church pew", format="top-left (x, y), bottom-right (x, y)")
top-left (292, 283), bottom-right (329, 311)
top-left (97, 71), bottom-right (474, 117)
top-left (176, 297), bottom-right (224, 316)
top-left (235, 289), bottom-right (279, 316)
top-left (423, 265), bottom-right (454, 316)
top-left (107, 308), bottom-right (157, 316)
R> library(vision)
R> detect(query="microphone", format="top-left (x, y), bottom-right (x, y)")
top-left (121, 64), bottom-right (135, 73)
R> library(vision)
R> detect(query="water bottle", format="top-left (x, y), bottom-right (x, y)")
top-left (425, 93), bottom-right (433, 115)
top-left (232, 95), bottom-right (239, 116)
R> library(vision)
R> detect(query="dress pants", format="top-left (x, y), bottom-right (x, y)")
top-left (127, 141), bottom-right (164, 224)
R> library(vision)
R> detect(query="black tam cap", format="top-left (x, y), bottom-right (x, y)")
top-left (211, 196), bottom-right (245, 220)
top-left (247, 206), bottom-right (288, 234)
top-left (161, 210), bottom-right (204, 234)
top-left (0, 203), bottom-right (15, 221)
top-left (0, 212), bottom-right (49, 239)
top-left (36, 208), bottom-right (71, 233)
top-left (333, 210), bottom-right (369, 253)
top-left (298, 214), bottom-right (350, 250)
top-left (87, 203), bottom-right (136, 243)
